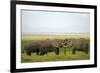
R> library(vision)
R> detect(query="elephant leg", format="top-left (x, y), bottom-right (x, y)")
top-left (39, 48), bottom-right (45, 56)
top-left (40, 52), bottom-right (45, 56)
top-left (40, 52), bottom-right (42, 56)
top-left (36, 51), bottom-right (39, 55)
top-left (46, 52), bottom-right (48, 54)
top-left (72, 48), bottom-right (76, 54)
top-left (27, 52), bottom-right (31, 56)
top-left (36, 49), bottom-right (39, 55)
top-left (29, 53), bottom-right (31, 56)
top-left (40, 52), bottom-right (43, 56)
top-left (56, 48), bottom-right (59, 55)
top-left (26, 49), bottom-right (31, 56)
top-left (85, 50), bottom-right (88, 54)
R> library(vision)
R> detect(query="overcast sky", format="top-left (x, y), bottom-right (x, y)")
top-left (22, 10), bottom-right (90, 35)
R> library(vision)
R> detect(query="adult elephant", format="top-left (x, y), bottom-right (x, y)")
top-left (25, 40), bottom-right (41, 56)
top-left (69, 38), bottom-right (90, 54)
top-left (25, 40), bottom-right (60, 56)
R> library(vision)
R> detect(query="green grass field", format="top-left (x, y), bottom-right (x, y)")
top-left (21, 35), bottom-right (90, 63)
top-left (22, 34), bottom-right (90, 40)
top-left (21, 48), bottom-right (90, 63)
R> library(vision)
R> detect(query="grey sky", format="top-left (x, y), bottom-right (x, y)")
top-left (22, 10), bottom-right (90, 34)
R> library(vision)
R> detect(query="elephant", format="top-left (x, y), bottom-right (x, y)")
top-left (69, 38), bottom-right (90, 54)
top-left (25, 40), bottom-right (60, 56)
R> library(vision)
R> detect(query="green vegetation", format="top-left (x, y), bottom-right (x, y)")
top-left (21, 48), bottom-right (90, 63)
